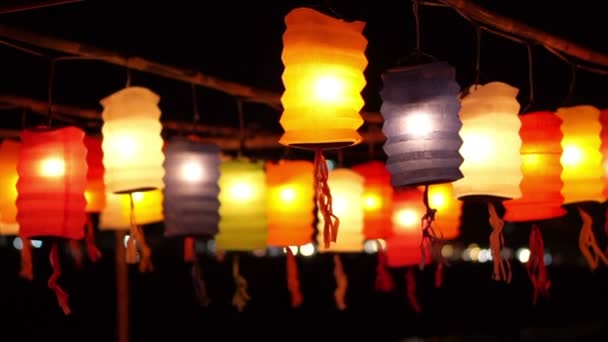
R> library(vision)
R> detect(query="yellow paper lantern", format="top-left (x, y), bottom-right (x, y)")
top-left (266, 160), bottom-right (314, 247)
top-left (428, 183), bottom-right (461, 240)
top-left (453, 82), bottom-right (523, 199)
top-left (557, 105), bottom-right (603, 204)
top-left (100, 86), bottom-right (164, 194)
top-left (317, 168), bottom-right (364, 253)
top-left (0, 139), bottom-right (20, 235)
top-left (279, 7), bottom-right (367, 148)
top-left (99, 190), bottom-right (164, 230)
top-left (215, 159), bottom-right (268, 251)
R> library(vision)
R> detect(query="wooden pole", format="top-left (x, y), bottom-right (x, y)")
top-left (115, 230), bottom-right (129, 342)
top-left (0, 0), bottom-right (82, 15)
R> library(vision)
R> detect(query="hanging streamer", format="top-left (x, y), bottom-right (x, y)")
top-left (68, 239), bottom-right (84, 269)
top-left (420, 185), bottom-right (447, 288)
top-left (19, 236), bottom-right (33, 280)
top-left (286, 248), bottom-right (303, 308)
top-left (232, 254), bottom-right (250, 312)
top-left (191, 259), bottom-right (211, 307)
top-left (488, 203), bottom-right (512, 283)
top-left (48, 242), bottom-right (71, 315)
top-left (578, 207), bottom-right (608, 270)
top-left (184, 236), bottom-right (196, 263)
top-left (127, 193), bottom-right (154, 272)
top-left (85, 214), bottom-right (102, 262)
top-left (375, 242), bottom-right (394, 292)
top-left (333, 254), bottom-right (348, 310)
top-left (527, 224), bottom-right (550, 305)
top-left (406, 268), bottom-right (421, 313)
top-left (314, 149), bottom-right (339, 248)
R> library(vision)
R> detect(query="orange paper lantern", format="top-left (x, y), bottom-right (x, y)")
top-left (84, 136), bottom-right (106, 212)
top-left (352, 161), bottom-right (394, 240)
top-left (504, 112), bottom-right (566, 222)
top-left (385, 188), bottom-right (428, 267)
top-left (0, 139), bottom-right (20, 235)
top-left (598, 108), bottom-right (608, 198)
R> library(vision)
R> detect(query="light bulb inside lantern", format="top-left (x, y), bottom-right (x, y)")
top-left (332, 196), bottom-right (347, 216)
top-left (561, 145), bottom-right (583, 166)
top-left (429, 192), bottom-right (446, 210)
top-left (522, 153), bottom-right (542, 170)
top-left (132, 192), bottom-right (144, 202)
top-left (460, 133), bottom-right (493, 162)
top-left (363, 193), bottom-right (382, 211)
top-left (180, 161), bottom-right (203, 182)
top-left (279, 186), bottom-right (296, 203)
top-left (230, 181), bottom-right (253, 201)
top-left (40, 158), bottom-right (65, 177)
top-left (114, 136), bottom-right (137, 158)
top-left (394, 209), bottom-right (418, 231)
top-left (313, 75), bottom-right (342, 103)
top-left (404, 112), bottom-right (433, 136)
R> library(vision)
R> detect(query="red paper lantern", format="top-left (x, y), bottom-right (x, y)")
top-left (385, 188), bottom-right (428, 267)
top-left (17, 126), bottom-right (88, 240)
top-left (352, 161), bottom-right (393, 240)
top-left (504, 112), bottom-right (566, 222)
top-left (600, 108), bottom-right (608, 198)
top-left (84, 136), bottom-right (106, 213)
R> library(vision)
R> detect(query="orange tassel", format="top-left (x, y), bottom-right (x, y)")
top-left (184, 237), bottom-right (196, 263)
top-left (48, 242), bottom-right (71, 315)
top-left (286, 248), bottom-right (303, 308)
top-left (231, 254), bottom-right (250, 312)
top-left (578, 207), bottom-right (608, 270)
top-left (68, 239), bottom-right (84, 269)
top-left (406, 268), bottom-right (421, 313)
top-left (434, 262), bottom-right (444, 289)
top-left (374, 247), bottom-right (394, 292)
top-left (191, 260), bottom-right (211, 307)
top-left (333, 254), bottom-right (348, 310)
top-left (528, 224), bottom-right (550, 305)
top-left (128, 193), bottom-right (154, 272)
top-left (85, 214), bottom-right (102, 262)
top-left (488, 203), bottom-right (512, 283)
top-left (314, 149), bottom-right (339, 248)
top-left (19, 236), bottom-right (33, 280)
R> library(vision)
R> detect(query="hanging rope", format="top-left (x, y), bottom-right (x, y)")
top-left (286, 247), bottom-right (303, 308)
top-left (127, 193), bottom-right (154, 272)
top-left (19, 236), bottom-right (33, 280)
top-left (474, 24), bottom-right (482, 86)
top-left (48, 241), bottom-right (71, 315)
top-left (374, 241), bottom-right (394, 292)
top-left (333, 253), bottom-right (348, 310)
top-left (488, 202), bottom-right (512, 283)
top-left (47, 58), bottom-right (56, 127)
top-left (236, 99), bottom-right (246, 157)
top-left (314, 149), bottom-right (339, 248)
top-left (527, 224), bottom-right (550, 305)
top-left (577, 207), bottom-right (608, 271)
top-left (420, 184), bottom-right (446, 284)
top-left (521, 43), bottom-right (536, 113)
top-left (85, 214), bottom-right (102, 262)
top-left (231, 254), bottom-right (251, 312)
top-left (406, 268), bottom-right (422, 313)
top-left (191, 256), bottom-right (211, 307)
top-left (191, 83), bottom-right (201, 134)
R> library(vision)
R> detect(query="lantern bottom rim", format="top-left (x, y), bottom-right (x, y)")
top-left (113, 187), bottom-right (158, 195)
top-left (281, 141), bottom-right (358, 150)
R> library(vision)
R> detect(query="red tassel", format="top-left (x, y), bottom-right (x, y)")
top-left (48, 242), bottom-right (71, 315)
top-left (184, 237), bottom-right (196, 263)
top-left (578, 207), bottom-right (608, 270)
top-left (527, 224), bottom-right (550, 305)
top-left (314, 149), bottom-right (339, 248)
top-left (85, 214), bottom-right (102, 262)
top-left (286, 248), bottom-right (303, 308)
top-left (68, 239), bottom-right (84, 269)
top-left (374, 248), bottom-right (394, 292)
top-left (333, 254), bottom-right (348, 311)
top-left (434, 262), bottom-right (444, 289)
top-left (406, 268), bottom-right (421, 313)
top-left (19, 236), bottom-right (34, 280)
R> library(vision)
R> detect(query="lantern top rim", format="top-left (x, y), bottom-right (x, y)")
top-left (285, 7), bottom-right (365, 30)
top-left (100, 86), bottom-right (160, 107)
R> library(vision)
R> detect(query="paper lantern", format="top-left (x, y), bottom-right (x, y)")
top-left (504, 112), bottom-right (566, 221)
top-left (100, 86), bottom-right (164, 194)
top-left (163, 137), bottom-right (221, 238)
top-left (16, 126), bottom-right (87, 239)
top-left (352, 161), bottom-right (393, 240)
top-left (0, 139), bottom-right (20, 235)
top-left (317, 168), bottom-right (364, 253)
top-left (215, 159), bottom-right (268, 251)
top-left (558, 105), bottom-right (603, 204)
top-left (279, 7), bottom-right (367, 148)
top-left (99, 190), bottom-right (164, 230)
top-left (427, 183), bottom-right (461, 240)
top-left (385, 188), bottom-right (427, 267)
top-left (83, 136), bottom-right (106, 212)
top-left (381, 62), bottom-right (463, 187)
top-left (266, 160), bottom-right (314, 247)
top-left (453, 82), bottom-right (522, 199)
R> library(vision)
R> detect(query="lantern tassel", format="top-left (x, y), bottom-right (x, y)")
top-left (231, 254), bottom-right (250, 312)
top-left (605, 207), bottom-right (608, 256)
top-left (577, 207), bottom-right (608, 270)
top-left (191, 258), bottom-right (211, 307)
top-left (184, 237), bottom-right (197, 263)
top-left (19, 236), bottom-right (34, 280)
top-left (128, 193), bottom-right (154, 272)
top-left (528, 224), bottom-right (550, 305)
top-left (333, 253), bottom-right (348, 310)
top-left (374, 242), bottom-right (394, 292)
top-left (48, 242), bottom-right (71, 315)
top-left (488, 202), bottom-right (512, 283)
top-left (68, 239), bottom-right (84, 269)
top-left (435, 262), bottom-right (444, 289)
top-left (314, 148), bottom-right (340, 248)
top-left (406, 268), bottom-right (422, 313)
top-left (85, 214), bottom-right (102, 263)
top-left (286, 247), bottom-right (303, 308)
top-left (420, 185), bottom-right (448, 288)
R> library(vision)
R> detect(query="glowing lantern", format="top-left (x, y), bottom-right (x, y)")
top-left (100, 86), bottom-right (164, 194)
top-left (503, 112), bottom-right (566, 221)
top-left (16, 126), bottom-right (88, 315)
top-left (316, 168), bottom-right (365, 253)
top-left (352, 161), bottom-right (393, 240)
top-left (0, 139), bottom-right (20, 235)
top-left (215, 159), bottom-right (268, 252)
top-left (163, 137), bottom-right (221, 239)
top-left (279, 7), bottom-right (367, 249)
top-left (99, 190), bottom-right (164, 229)
top-left (601, 108), bottom-right (608, 197)
top-left (453, 82), bottom-right (522, 199)
top-left (558, 105), bottom-right (603, 204)
top-left (84, 136), bottom-right (106, 212)
top-left (380, 61), bottom-right (463, 187)
top-left (385, 188), bottom-right (427, 267)
top-left (427, 183), bottom-right (462, 240)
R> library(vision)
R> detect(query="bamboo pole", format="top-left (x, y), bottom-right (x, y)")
top-left (0, 0), bottom-right (82, 15)
top-left (115, 230), bottom-right (129, 342)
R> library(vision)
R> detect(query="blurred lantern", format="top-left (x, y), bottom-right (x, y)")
top-left (16, 126), bottom-right (88, 315)
top-left (83, 136), bottom-right (106, 213)
top-left (352, 161), bottom-right (393, 240)
top-left (380, 61), bottom-right (463, 187)
top-left (317, 168), bottom-right (364, 310)
top-left (280, 7), bottom-right (367, 249)
top-left (428, 183), bottom-right (461, 240)
top-left (452, 81), bottom-right (522, 283)
top-left (558, 105), bottom-right (607, 270)
top-left (601, 108), bottom-right (608, 198)
top-left (266, 160), bottom-right (314, 308)
top-left (0, 139), bottom-right (20, 236)
top-left (385, 187), bottom-right (427, 312)
top-left (100, 86), bottom-right (164, 272)
top-left (215, 158), bottom-right (268, 312)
